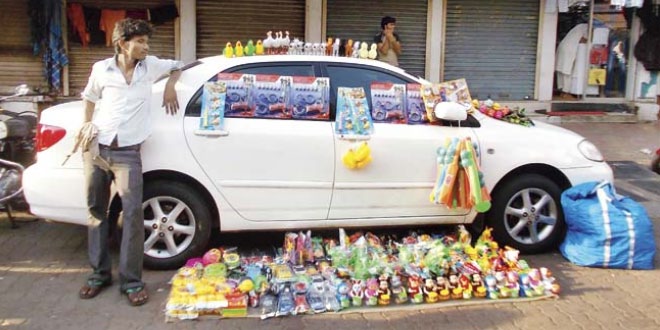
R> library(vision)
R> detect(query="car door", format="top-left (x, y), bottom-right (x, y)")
top-left (183, 63), bottom-right (335, 221)
top-left (322, 64), bottom-right (476, 219)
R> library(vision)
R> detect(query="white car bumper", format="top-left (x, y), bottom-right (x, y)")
top-left (563, 161), bottom-right (614, 186)
top-left (23, 164), bottom-right (87, 225)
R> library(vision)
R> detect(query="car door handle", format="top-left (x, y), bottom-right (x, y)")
top-left (193, 129), bottom-right (229, 137)
top-left (337, 134), bottom-right (371, 141)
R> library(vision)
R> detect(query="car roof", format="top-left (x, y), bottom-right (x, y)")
top-left (198, 55), bottom-right (416, 79)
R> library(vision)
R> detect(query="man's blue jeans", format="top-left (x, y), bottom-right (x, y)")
top-left (83, 146), bottom-right (144, 292)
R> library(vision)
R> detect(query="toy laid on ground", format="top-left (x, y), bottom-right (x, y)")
top-left (199, 81), bottom-right (226, 131)
top-left (216, 73), bottom-right (255, 118)
top-left (421, 78), bottom-right (473, 123)
top-left (473, 99), bottom-right (534, 126)
top-left (370, 82), bottom-right (407, 124)
top-left (290, 76), bottom-right (330, 120)
top-left (164, 226), bottom-right (559, 321)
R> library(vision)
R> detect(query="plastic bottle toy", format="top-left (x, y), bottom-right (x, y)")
top-left (460, 138), bottom-right (491, 212)
top-left (349, 279), bottom-right (364, 306)
top-left (336, 279), bottom-right (351, 309)
top-left (423, 278), bottom-right (439, 303)
top-left (391, 275), bottom-right (408, 304)
top-left (377, 279), bottom-right (391, 305)
top-left (407, 275), bottom-right (424, 303)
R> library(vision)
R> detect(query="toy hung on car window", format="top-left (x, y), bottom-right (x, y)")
top-left (216, 73), bottom-right (255, 118)
top-left (370, 82), bottom-right (407, 124)
top-left (251, 74), bottom-right (292, 119)
top-left (335, 87), bottom-right (374, 136)
top-left (290, 77), bottom-right (330, 120)
top-left (199, 81), bottom-right (227, 131)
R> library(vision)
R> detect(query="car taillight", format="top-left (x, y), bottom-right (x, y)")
top-left (35, 123), bottom-right (66, 152)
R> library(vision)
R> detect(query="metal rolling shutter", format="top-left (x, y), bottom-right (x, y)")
top-left (0, 0), bottom-right (45, 93)
top-left (444, 0), bottom-right (539, 100)
top-left (67, 0), bottom-right (176, 96)
top-left (326, 0), bottom-right (428, 78)
top-left (196, 0), bottom-right (306, 59)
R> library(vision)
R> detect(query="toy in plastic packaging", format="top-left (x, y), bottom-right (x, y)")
top-left (370, 82), bottom-right (406, 123)
top-left (322, 279), bottom-right (341, 312)
top-left (259, 293), bottom-right (277, 319)
top-left (405, 83), bottom-right (429, 124)
top-left (276, 284), bottom-right (295, 317)
top-left (335, 87), bottom-right (374, 136)
top-left (290, 76), bottom-right (330, 120)
top-left (199, 82), bottom-right (226, 130)
top-left (292, 280), bottom-right (311, 315)
top-left (307, 281), bottom-right (327, 313)
top-left (421, 78), bottom-right (472, 123)
top-left (251, 74), bottom-right (291, 118)
top-left (216, 73), bottom-right (255, 117)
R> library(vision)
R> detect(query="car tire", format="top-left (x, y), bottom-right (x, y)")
top-left (486, 174), bottom-right (565, 254)
top-left (138, 181), bottom-right (212, 270)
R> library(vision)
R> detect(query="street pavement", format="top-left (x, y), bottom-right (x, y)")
top-left (0, 121), bottom-right (659, 330)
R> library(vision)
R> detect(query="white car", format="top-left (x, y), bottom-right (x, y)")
top-left (24, 55), bottom-right (613, 269)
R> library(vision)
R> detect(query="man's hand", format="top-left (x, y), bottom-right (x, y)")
top-left (162, 69), bottom-right (182, 115)
top-left (162, 85), bottom-right (179, 115)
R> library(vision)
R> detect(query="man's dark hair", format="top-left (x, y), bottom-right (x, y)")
top-left (381, 16), bottom-right (396, 29)
top-left (112, 18), bottom-right (154, 54)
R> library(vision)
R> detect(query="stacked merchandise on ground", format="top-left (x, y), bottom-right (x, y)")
top-left (165, 227), bottom-right (560, 321)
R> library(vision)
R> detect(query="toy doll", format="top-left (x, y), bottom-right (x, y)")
top-left (459, 274), bottom-right (473, 299)
top-left (448, 273), bottom-right (463, 299)
top-left (364, 278), bottom-right (379, 306)
top-left (422, 278), bottom-right (438, 303)
top-left (407, 275), bottom-right (423, 304)
top-left (470, 273), bottom-right (487, 298)
top-left (436, 275), bottom-right (451, 301)
top-left (390, 275), bottom-right (408, 304)
top-left (335, 279), bottom-right (351, 309)
top-left (349, 279), bottom-right (364, 307)
top-left (377, 279), bottom-right (391, 305)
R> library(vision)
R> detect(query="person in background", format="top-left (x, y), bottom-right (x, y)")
top-left (77, 18), bottom-right (182, 306)
top-left (374, 16), bottom-right (402, 67)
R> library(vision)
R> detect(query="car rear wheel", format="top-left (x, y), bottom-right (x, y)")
top-left (141, 181), bottom-right (212, 270)
top-left (486, 174), bottom-right (565, 254)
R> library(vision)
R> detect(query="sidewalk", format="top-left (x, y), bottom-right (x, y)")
top-left (0, 121), bottom-right (659, 330)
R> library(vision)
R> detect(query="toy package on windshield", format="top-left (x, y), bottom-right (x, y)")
top-left (250, 74), bottom-right (292, 119)
top-left (405, 83), bottom-right (429, 125)
top-left (335, 87), bottom-right (374, 136)
top-left (216, 73), bottom-right (255, 118)
top-left (370, 82), bottom-right (406, 124)
top-left (420, 78), bottom-right (472, 123)
top-left (290, 76), bottom-right (330, 120)
top-left (199, 81), bottom-right (227, 130)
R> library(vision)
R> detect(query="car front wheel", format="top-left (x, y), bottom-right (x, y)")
top-left (486, 174), bottom-right (565, 254)
top-left (141, 181), bottom-right (212, 270)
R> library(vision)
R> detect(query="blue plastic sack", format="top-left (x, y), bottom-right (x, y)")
top-left (560, 181), bottom-right (655, 270)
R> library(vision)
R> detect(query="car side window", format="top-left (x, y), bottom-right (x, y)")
top-left (324, 65), bottom-right (409, 115)
top-left (185, 63), bottom-right (317, 117)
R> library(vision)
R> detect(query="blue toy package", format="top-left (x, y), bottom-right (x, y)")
top-left (290, 76), bottom-right (330, 120)
top-left (406, 83), bottom-right (429, 124)
top-left (335, 87), bottom-right (374, 136)
top-left (199, 81), bottom-right (226, 130)
top-left (251, 74), bottom-right (292, 119)
top-left (370, 82), bottom-right (406, 124)
top-left (216, 73), bottom-right (255, 118)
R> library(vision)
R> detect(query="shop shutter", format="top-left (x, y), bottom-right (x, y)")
top-left (0, 0), bottom-right (45, 93)
top-left (326, 0), bottom-right (428, 78)
top-left (67, 0), bottom-right (176, 96)
top-left (196, 0), bottom-right (306, 59)
top-left (444, 0), bottom-right (539, 100)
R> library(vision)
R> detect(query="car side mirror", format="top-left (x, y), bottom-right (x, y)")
top-left (433, 101), bottom-right (468, 121)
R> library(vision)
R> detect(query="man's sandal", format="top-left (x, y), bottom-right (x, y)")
top-left (125, 286), bottom-right (149, 306)
top-left (79, 279), bottom-right (111, 299)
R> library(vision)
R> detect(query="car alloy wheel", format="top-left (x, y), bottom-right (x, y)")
top-left (487, 174), bottom-right (565, 254)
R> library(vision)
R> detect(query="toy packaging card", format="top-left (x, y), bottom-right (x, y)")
top-left (251, 74), bottom-right (292, 119)
top-left (335, 87), bottom-right (374, 136)
top-left (216, 73), bottom-right (255, 118)
top-left (370, 82), bottom-right (406, 124)
top-left (199, 81), bottom-right (227, 130)
top-left (405, 83), bottom-right (429, 125)
top-left (290, 76), bottom-right (330, 120)
top-left (420, 78), bottom-right (472, 123)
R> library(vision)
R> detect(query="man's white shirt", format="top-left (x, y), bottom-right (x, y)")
top-left (82, 55), bottom-right (183, 147)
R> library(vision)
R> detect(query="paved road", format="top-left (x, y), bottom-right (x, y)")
top-left (0, 122), bottom-right (659, 330)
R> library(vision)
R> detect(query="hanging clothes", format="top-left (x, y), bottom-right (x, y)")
top-left (28, 0), bottom-right (48, 55)
top-left (43, 0), bottom-right (69, 91)
top-left (99, 9), bottom-right (126, 47)
top-left (84, 6), bottom-right (105, 45)
top-left (67, 3), bottom-right (89, 46)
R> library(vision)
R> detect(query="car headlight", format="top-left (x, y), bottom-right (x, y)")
top-left (578, 140), bottom-right (604, 162)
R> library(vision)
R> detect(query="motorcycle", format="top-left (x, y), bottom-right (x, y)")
top-left (0, 84), bottom-right (37, 227)
top-left (0, 84), bottom-right (37, 167)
